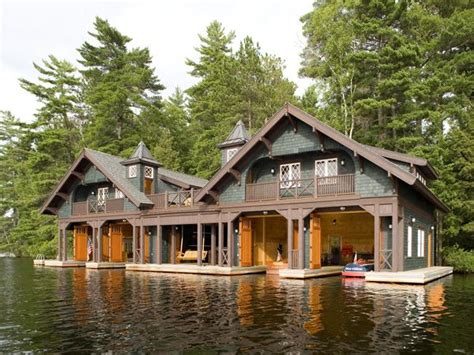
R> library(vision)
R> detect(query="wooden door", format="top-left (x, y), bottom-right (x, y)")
top-left (144, 178), bottom-right (153, 195)
top-left (240, 218), bottom-right (253, 267)
top-left (293, 220), bottom-right (299, 249)
top-left (110, 225), bottom-right (123, 262)
top-left (74, 226), bottom-right (88, 261)
top-left (311, 214), bottom-right (321, 269)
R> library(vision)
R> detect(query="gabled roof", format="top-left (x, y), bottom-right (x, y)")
top-left (159, 168), bottom-right (208, 189)
top-left (217, 120), bottom-right (250, 148)
top-left (195, 103), bottom-right (448, 212)
top-left (121, 141), bottom-right (162, 167)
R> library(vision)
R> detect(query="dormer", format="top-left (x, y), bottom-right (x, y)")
top-left (217, 120), bottom-right (250, 167)
top-left (121, 141), bottom-right (162, 195)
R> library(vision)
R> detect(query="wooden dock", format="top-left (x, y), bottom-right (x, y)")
top-left (365, 266), bottom-right (453, 284)
top-left (42, 260), bottom-right (86, 267)
top-left (85, 262), bottom-right (126, 269)
top-left (279, 266), bottom-right (343, 279)
top-left (126, 263), bottom-right (267, 276)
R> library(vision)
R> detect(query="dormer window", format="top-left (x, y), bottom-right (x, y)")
top-left (226, 148), bottom-right (238, 162)
top-left (128, 165), bottom-right (137, 178)
top-left (144, 166), bottom-right (154, 179)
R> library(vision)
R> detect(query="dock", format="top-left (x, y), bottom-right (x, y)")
top-left (365, 266), bottom-right (453, 284)
top-left (42, 260), bottom-right (86, 267)
top-left (126, 263), bottom-right (267, 276)
top-left (279, 266), bottom-right (343, 279)
top-left (85, 262), bottom-right (126, 269)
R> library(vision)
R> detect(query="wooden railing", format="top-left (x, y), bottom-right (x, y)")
top-left (72, 198), bottom-right (125, 216)
top-left (245, 174), bottom-right (355, 202)
top-left (149, 188), bottom-right (199, 210)
top-left (379, 249), bottom-right (393, 271)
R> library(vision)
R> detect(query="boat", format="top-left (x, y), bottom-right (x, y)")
top-left (342, 252), bottom-right (374, 278)
top-left (0, 252), bottom-right (16, 258)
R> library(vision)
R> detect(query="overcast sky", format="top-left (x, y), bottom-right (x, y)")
top-left (0, 0), bottom-right (314, 122)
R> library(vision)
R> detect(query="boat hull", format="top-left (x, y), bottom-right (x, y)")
top-left (342, 262), bottom-right (374, 278)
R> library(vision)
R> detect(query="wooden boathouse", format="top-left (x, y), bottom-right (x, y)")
top-left (40, 104), bottom-right (451, 281)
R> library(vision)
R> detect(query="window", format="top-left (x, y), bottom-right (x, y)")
top-left (115, 189), bottom-right (124, 199)
top-left (417, 229), bottom-right (425, 257)
top-left (144, 166), bottom-right (154, 179)
top-left (407, 225), bottom-right (413, 257)
top-left (226, 148), bottom-right (238, 162)
top-left (315, 158), bottom-right (338, 184)
top-left (280, 163), bottom-right (301, 188)
top-left (128, 165), bottom-right (137, 178)
top-left (97, 187), bottom-right (109, 207)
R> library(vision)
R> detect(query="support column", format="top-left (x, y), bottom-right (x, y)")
top-left (197, 223), bottom-right (203, 266)
top-left (140, 224), bottom-right (145, 264)
top-left (92, 227), bottom-right (97, 262)
top-left (287, 218), bottom-right (293, 269)
top-left (157, 225), bottom-right (162, 264)
top-left (57, 227), bottom-right (61, 261)
top-left (374, 208), bottom-right (380, 272)
top-left (298, 217), bottom-right (304, 269)
top-left (218, 222), bottom-right (224, 266)
top-left (227, 221), bottom-right (233, 267)
top-left (391, 202), bottom-right (400, 272)
top-left (62, 229), bottom-right (67, 261)
top-left (97, 225), bottom-right (102, 263)
top-left (171, 226), bottom-right (176, 264)
top-left (132, 224), bottom-right (137, 263)
top-left (210, 224), bottom-right (216, 265)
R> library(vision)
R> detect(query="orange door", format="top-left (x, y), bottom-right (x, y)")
top-left (110, 225), bottom-right (123, 262)
top-left (240, 218), bottom-right (253, 267)
top-left (144, 178), bottom-right (153, 195)
top-left (74, 226), bottom-right (88, 261)
top-left (311, 214), bottom-right (322, 269)
top-left (293, 220), bottom-right (299, 250)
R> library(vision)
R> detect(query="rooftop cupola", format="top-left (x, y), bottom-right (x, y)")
top-left (217, 120), bottom-right (250, 166)
top-left (121, 141), bottom-right (161, 194)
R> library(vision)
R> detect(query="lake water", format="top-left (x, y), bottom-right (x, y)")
top-left (1, 258), bottom-right (473, 353)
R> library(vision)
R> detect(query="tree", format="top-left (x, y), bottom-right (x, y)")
top-left (78, 17), bottom-right (165, 156)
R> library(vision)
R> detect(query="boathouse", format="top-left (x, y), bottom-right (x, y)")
top-left (40, 103), bottom-right (450, 281)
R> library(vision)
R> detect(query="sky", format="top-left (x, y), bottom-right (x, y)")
top-left (0, 0), bottom-right (314, 122)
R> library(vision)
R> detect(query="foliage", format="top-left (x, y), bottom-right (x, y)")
top-left (443, 245), bottom-right (474, 273)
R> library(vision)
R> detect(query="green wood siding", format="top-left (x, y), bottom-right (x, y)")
top-left (403, 206), bottom-right (433, 270)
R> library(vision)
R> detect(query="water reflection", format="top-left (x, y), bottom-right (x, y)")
top-left (1, 259), bottom-right (473, 353)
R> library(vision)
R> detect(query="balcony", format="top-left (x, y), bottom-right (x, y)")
top-left (245, 174), bottom-right (355, 202)
top-left (148, 189), bottom-right (200, 210)
top-left (72, 197), bottom-right (125, 216)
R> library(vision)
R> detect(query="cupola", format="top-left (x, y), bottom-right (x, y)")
top-left (217, 120), bottom-right (250, 167)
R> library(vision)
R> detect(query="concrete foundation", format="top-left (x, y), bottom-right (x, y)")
top-left (279, 266), bottom-right (343, 279)
top-left (126, 263), bottom-right (267, 276)
top-left (85, 262), bottom-right (126, 269)
top-left (42, 260), bottom-right (86, 267)
top-left (365, 266), bottom-right (453, 284)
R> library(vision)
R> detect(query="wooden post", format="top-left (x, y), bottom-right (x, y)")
top-left (157, 225), bottom-right (162, 264)
top-left (227, 220), bottom-right (233, 267)
top-left (62, 229), bottom-right (67, 261)
top-left (92, 227), bottom-right (97, 262)
top-left (97, 225), bottom-right (102, 263)
top-left (211, 224), bottom-right (216, 265)
top-left (391, 202), bottom-right (399, 272)
top-left (287, 218), bottom-right (293, 269)
top-left (170, 226), bottom-right (176, 264)
top-left (218, 222), bottom-right (224, 266)
top-left (197, 223), bottom-right (203, 266)
top-left (132, 224), bottom-right (137, 263)
top-left (374, 208), bottom-right (380, 272)
top-left (298, 217), bottom-right (304, 269)
top-left (140, 224), bottom-right (144, 264)
top-left (57, 227), bottom-right (61, 261)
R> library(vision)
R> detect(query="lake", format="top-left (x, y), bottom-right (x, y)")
top-left (1, 258), bottom-right (473, 352)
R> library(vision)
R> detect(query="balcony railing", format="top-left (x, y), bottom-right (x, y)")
top-left (245, 174), bottom-right (355, 202)
top-left (148, 189), bottom-right (200, 210)
top-left (72, 197), bottom-right (125, 216)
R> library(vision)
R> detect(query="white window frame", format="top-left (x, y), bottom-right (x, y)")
top-left (315, 158), bottom-right (338, 185)
top-left (417, 229), bottom-right (425, 257)
top-left (407, 225), bottom-right (413, 257)
top-left (279, 162), bottom-right (301, 188)
top-left (97, 187), bottom-right (109, 207)
top-left (128, 165), bottom-right (137, 178)
top-left (144, 166), bottom-right (154, 179)
top-left (115, 189), bottom-right (124, 199)
top-left (226, 148), bottom-right (238, 162)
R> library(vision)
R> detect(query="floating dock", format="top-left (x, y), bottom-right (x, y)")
top-left (279, 266), bottom-right (343, 279)
top-left (365, 266), bottom-right (453, 284)
top-left (85, 262), bottom-right (126, 269)
top-left (126, 263), bottom-right (267, 276)
top-left (42, 260), bottom-right (86, 268)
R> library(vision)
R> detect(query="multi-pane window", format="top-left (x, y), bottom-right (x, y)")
top-left (144, 166), bottom-right (154, 179)
top-left (417, 229), bottom-right (425, 257)
top-left (226, 148), bottom-right (238, 162)
top-left (407, 225), bottom-right (413, 257)
top-left (128, 165), bottom-right (137, 178)
top-left (280, 163), bottom-right (301, 188)
top-left (315, 158), bottom-right (338, 184)
top-left (97, 187), bottom-right (109, 207)
top-left (115, 189), bottom-right (124, 199)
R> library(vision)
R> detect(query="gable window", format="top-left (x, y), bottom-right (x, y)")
top-left (417, 228), bottom-right (425, 257)
top-left (407, 225), bottom-right (413, 257)
top-left (144, 166), bottom-right (154, 179)
top-left (128, 165), bottom-right (137, 178)
top-left (315, 158), bottom-right (338, 184)
top-left (280, 163), bottom-right (301, 188)
top-left (115, 189), bottom-right (124, 199)
top-left (226, 148), bottom-right (238, 162)
top-left (97, 187), bottom-right (109, 207)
